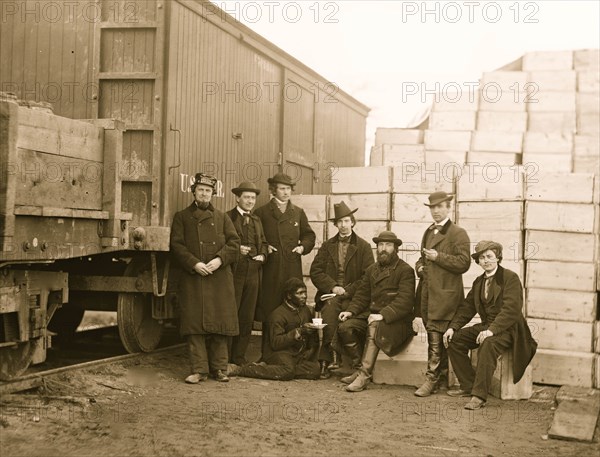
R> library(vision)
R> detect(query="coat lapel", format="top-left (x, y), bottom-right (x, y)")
top-left (326, 240), bottom-right (339, 268)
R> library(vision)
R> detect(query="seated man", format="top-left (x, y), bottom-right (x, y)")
top-left (443, 241), bottom-right (538, 410)
top-left (227, 278), bottom-right (320, 381)
top-left (338, 231), bottom-right (416, 392)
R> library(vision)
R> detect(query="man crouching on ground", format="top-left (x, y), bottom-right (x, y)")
top-left (227, 278), bottom-right (320, 381)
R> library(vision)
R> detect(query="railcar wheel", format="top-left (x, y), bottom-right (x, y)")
top-left (0, 342), bottom-right (34, 381)
top-left (117, 259), bottom-right (163, 353)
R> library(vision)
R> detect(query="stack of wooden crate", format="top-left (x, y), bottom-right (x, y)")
top-left (524, 173), bottom-right (600, 388)
top-left (370, 129), bottom-right (425, 166)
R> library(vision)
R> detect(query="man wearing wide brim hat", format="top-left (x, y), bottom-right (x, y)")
top-left (170, 172), bottom-right (241, 384)
top-left (443, 240), bottom-right (537, 410)
top-left (226, 181), bottom-right (269, 365)
top-left (310, 201), bottom-right (374, 378)
top-left (254, 172), bottom-right (316, 359)
top-left (337, 230), bottom-right (416, 392)
top-left (414, 190), bottom-right (471, 397)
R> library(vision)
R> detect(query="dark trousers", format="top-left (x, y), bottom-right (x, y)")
top-left (238, 351), bottom-right (320, 381)
top-left (318, 297), bottom-right (366, 362)
top-left (230, 258), bottom-right (260, 364)
top-left (448, 323), bottom-right (513, 400)
top-left (188, 334), bottom-right (229, 374)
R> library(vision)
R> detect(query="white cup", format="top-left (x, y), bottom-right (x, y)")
top-left (312, 318), bottom-right (323, 325)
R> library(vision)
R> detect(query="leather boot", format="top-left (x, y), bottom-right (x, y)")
top-left (414, 379), bottom-right (437, 397)
top-left (329, 351), bottom-right (341, 370)
top-left (359, 338), bottom-right (380, 377)
top-left (341, 371), bottom-right (359, 384)
top-left (343, 342), bottom-right (363, 370)
top-left (319, 360), bottom-right (331, 379)
top-left (346, 371), bottom-right (369, 392)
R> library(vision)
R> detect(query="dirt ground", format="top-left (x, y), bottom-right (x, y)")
top-left (1, 340), bottom-right (599, 457)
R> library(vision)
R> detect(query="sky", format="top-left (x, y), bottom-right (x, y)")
top-left (213, 0), bottom-right (600, 161)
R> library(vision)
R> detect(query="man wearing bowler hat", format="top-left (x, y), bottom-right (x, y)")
top-left (310, 201), bottom-right (374, 379)
top-left (414, 191), bottom-right (471, 397)
top-left (254, 172), bottom-right (316, 357)
top-left (338, 231), bottom-right (416, 392)
top-left (443, 241), bottom-right (537, 410)
top-left (227, 181), bottom-right (269, 365)
top-left (170, 173), bottom-right (240, 384)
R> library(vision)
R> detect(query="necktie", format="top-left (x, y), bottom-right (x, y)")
top-left (433, 224), bottom-right (444, 234)
top-left (484, 276), bottom-right (492, 300)
top-left (339, 236), bottom-right (350, 243)
top-left (243, 212), bottom-right (250, 226)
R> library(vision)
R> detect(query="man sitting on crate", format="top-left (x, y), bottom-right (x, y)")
top-left (226, 278), bottom-right (320, 381)
top-left (443, 240), bottom-right (538, 410)
top-left (309, 201), bottom-right (375, 379)
top-left (338, 231), bottom-right (416, 392)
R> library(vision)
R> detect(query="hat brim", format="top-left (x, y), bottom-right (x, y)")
top-left (329, 208), bottom-right (358, 221)
top-left (372, 237), bottom-right (403, 246)
top-left (424, 196), bottom-right (453, 207)
top-left (267, 178), bottom-right (295, 187)
top-left (232, 187), bottom-right (260, 196)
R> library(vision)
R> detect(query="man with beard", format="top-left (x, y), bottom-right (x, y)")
top-left (338, 231), bottom-right (416, 392)
top-left (226, 278), bottom-right (320, 381)
top-left (170, 173), bottom-right (240, 384)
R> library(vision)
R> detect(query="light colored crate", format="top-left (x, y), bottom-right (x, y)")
top-left (459, 230), bottom-right (523, 261)
top-left (392, 194), bottom-right (438, 222)
top-left (375, 128), bottom-right (424, 146)
top-left (526, 172), bottom-right (596, 203)
top-left (466, 151), bottom-right (520, 166)
top-left (301, 249), bottom-right (317, 277)
top-left (353, 221), bottom-right (389, 248)
top-left (479, 90), bottom-right (526, 112)
top-left (532, 349), bottom-right (594, 387)
top-left (577, 70), bottom-right (600, 93)
top-left (526, 288), bottom-right (597, 323)
top-left (525, 201), bottom-right (598, 233)
top-left (329, 194), bottom-right (390, 221)
top-left (370, 144), bottom-right (425, 167)
top-left (527, 71), bottom-right (577, 92)
top-left (526, 230), bottom-right (599, 263)
top-left (389, 221), bottom-right (432, 251)
top-left (463, 260), bottom-right (524, 288)
top-left (457, 201), bottom-right (523, 231)
top-left (303, 276), bottom-right (318, 305)
top-left (595, 321), bottom-right (600, 353)
top-left (574, 135), bottom-right (600, 157)
top-left (471, 131), bottom-right (523, 153)
top-left (527, 318), bottom-right (593, 352)
top-left (424, 130), bottom-right (472, 151)
top-left (424, 150), bottom-right (466, 169)
top-left (521, 153), bottom-right (572, 173)
top-left (574, 155), bottom-right (600, 174)
top-left (428, 111), bottom-right (476, 131)
top-left (331, 166), bottom-right (391, 194)
top-left (471, 348), bottom-right (533, 400)
top-left (526, 260), bottom-right (597, 292)
top-left (476, 111), bottom-right (528, 132)
top-left (391, 164), bottom-right (454, 194)
top-left (577, 92), bottom-right (600, 114)
top-left (481, 71), bottom-right (528, 91)
top-left (577, 113), bottom-right (600, 135)
top-left (431, 92), bottom-right (479, 111)
top-left (309, 222), bottom-right (326, 247)
top-left (527, 112), bottom-right (576, 133)
top-left (522, 51), bottom-right (573, 71)
top-left (456, 165), bottom-right (524, 202)
top-left (574, 49), bottom-right (600, 70)
top-left (522, 132), bottom-right (573, 154)
top-left (291, 195), bottom-right (328, 222)
top-left (527, 91), bottom-right (577, 112)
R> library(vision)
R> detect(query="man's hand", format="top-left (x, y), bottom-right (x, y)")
top-left (332, 286), bottom-right (346, 296)
top-left (194, 262), bottom-right (212, 276)
top-left (206, 257), bottom-right (222, 272)
top-left (368, 314), bottom-right (383, 324)
top-left (240, 245), bottom-right (251, 256)
top-left (422, 248), bottom-right (438, 261)
top-left (443, 328), bottom-right (454, 348)
top-left (268, 245), bottom-right (278, 254)
top-left (252, 254), bottom-right (265, 263)
top-left (292, 246), bottom-right (304, 255)
top-left (338, 311), bottom-right (353, 322)
top-left (476, 329), bottom-right (493, 345)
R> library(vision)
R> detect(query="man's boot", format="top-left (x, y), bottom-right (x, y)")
top-left (341, 371), bottom-right (359, 385)
top-left (414, 379), bottom-right (437, 397)
top-left (345, 371), bottom-right (369, 392)
top-left (329, 351), bottom-right (341, 370)
top-left (319, 360), bottom-right (331, 379)
top-left (414, 331), bottom-right (443, 397)
top-left (343, 342), bottom-right (363, 370)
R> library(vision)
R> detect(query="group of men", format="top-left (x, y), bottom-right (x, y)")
top-left (170, 172), bottom-right (537, 410)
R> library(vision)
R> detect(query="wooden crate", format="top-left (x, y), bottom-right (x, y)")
top-left (595, 321), bottom-right (600, 353)
top-left (525, 230), bottom-right (599, 263)
top-left (456, 165), bottom-right (524, 202)
top-left (479, 91), bottom-right (526, 112)
top-left (370, 144), bottom-right (425, 167)
top-left (522, 51), bottom-right (573, 71)
top-left (574, 155), bottom-right (600, 174)
top-left (527, 318), bottom-right (593, 352)
top-left (527, 91), bottom-right (576, 112)
top-left (531, 349), bottom-right (595, 387)
top-left (523, 132), bottom-right (573, 154)
top-left (525, 201), bottom-right (599, 233)
top-left (424, 150), bottom-right (467, 169)
top-left (527, 71), bottom-right (577, 92)
top-left (574, 49), bottom-right (600, 70)
top-left (301, 249), bottom-right (317, 277)
top-left (331, 166), bottom-right (391, 194)
top-left (329, 194), bottom-right (390, 221)
top-left (391, 164), bottom-right (454, 194)
top-left (476, 111), bottom-right (528, 132)
top-left (375, 128), bottom-right (424, 146)
top-left (481, 71), bottom-right (528, 91)
top-left (471, 131), bottom-right (523, 153)
top-left (389, 221), bottom-right (431, 251)
top-left (577, 70), bottom-right (600, 93)
top-left (526, 288), bottom-right (597, 323)
top-left (303, 276), bottom-right (318, 305)
top-left (521, 153), bottom-right (572, 173)
top-left (471, 349), bottom-right (533, 400)
top-left (466, 151), bottom-right (520, 166)
top-left (574, 135), bottom-right (600, 157)
top-left (457, 201), bottom-right (523, 231)
top-left (392, 194), bottom-right (439, 222)
top-left (428, 111), bottom-right (476, 131)
top-left (527, 112), bottom-right (576, 133)
top-left (291, 195), bottom-right (328, 221)
top-left (526, 260), bottom-right (597, 292)
top-left (577, 92), bottom-right (600, 114)
top-left (353, 221), bottom-right (389, 248)
top-left (432, 92), bottom-right (479, 111)
top-left (526, 173), bottom-right (596, 203)
top-left (424, 130), bottom-right (472, 151)
top-left (577, 113), bottom-right (600, 135)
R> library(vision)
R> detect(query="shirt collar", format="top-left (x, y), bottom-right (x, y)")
top-left (273, 197), bottom-right (288, 206)
top-left (435, 217), bottom-right (450, 227)
top-left (484, 266), bottom-right (498, 278)
top-left (237, 206), bottom-right (249, 216)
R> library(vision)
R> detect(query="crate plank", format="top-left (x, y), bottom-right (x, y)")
top-left (521, 153), bottom-right (572, 173)
top-left (525, 202), bottom-right (598, 233)
top-left (526, 260), bottom-right (597, 292)
top-left (375, 128), bottom-right (424, 146)
top-left (292, 195), bottom-right (328, 221)
top-left (371, 144), bottom-right (425, 167)
top-left (526, 230), bottom-right (599, 263)
top-left (457, 165), bottom-right (524, 201)
top-left (523, 132), bottom-right (573, 154)
top-left (389, 221), bottom-right (432, 251)
top-left (431, 92), bottom-right (479, 111)
top-left (577, 70), bottom-right (600, 92)
top-left (526, 173), bottom-right (596, 203)
top-left (479, 91), bottom-right (526, 112)
top-left (393, 194), bottom-right (439, 222)
top-left (428, 111), bottom-right (476, 131)
top-left (528, 91), bottom-right (576, 112)
top-left (391, 164), bottom-right (454, 194)
top-left (477, 111), bottom-right (528, 132)
top-left (481, 71), bottom-right (528, 91)
top-left (457, 201), bottom-right (523, 231)
top-left (532, 349), bottom-right (594, 387)
top-left (331, 166), bottom-right (391, 194)
top-left (577, 113), bottom-right (600, 135)
top-left (330, 194), bottom-right (390, 221)
top-left (527, 112), bottom-right (576, 133)
top-left (527, 318), bottom-right (593, 352)
top-left (574, 49), bottom-right (600, 70)
top-left (522, 51), bottom-right (573, 71)
top-left (424, 150), bottom-right (466, 170)
top-left (526, 288), bottom-right (597, 323)
top-left (471, 131), bottom-right (523, 153)
top-left (527, 71), bottom-right (577, 92)
top-left (353, 221), bottom-right (389, 248)
top-left (424, 130), bottom-right (472, 151)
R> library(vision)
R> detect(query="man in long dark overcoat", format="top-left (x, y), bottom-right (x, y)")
top-left (414, 191), bottom-right (471, 397)
top-left (310, 201), bottom-right (374, 378)
top-left (444, 240), bottom-right (537, 410)
top-left (254, 173), bottom-right (316, 356)
top-left (170, 173), bottom-right (240, 384)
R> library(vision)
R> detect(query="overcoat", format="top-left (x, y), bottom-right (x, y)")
top-left (226, 208), bottom-right (269, 270)
top-left (416, 221), bottom-right (471, 321)
top-left (449, 265), bottom-right (537, 383)
top-left (254, 199), bottom-right (316, 320)
top-left (170, 202), bottom-right (240, 336)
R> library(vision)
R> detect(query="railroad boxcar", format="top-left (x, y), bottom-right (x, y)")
top-left (0, 0), bottom-right (369, 379)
